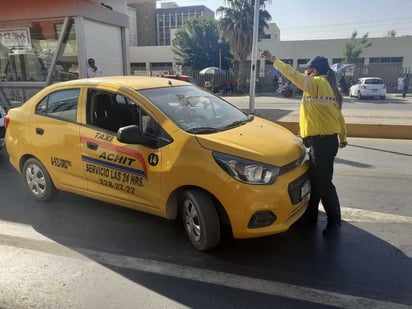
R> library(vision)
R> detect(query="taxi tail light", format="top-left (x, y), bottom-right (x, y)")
top-left (4, 115), bottom-right (10, 130)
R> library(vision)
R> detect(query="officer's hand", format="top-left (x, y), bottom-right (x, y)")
top-left (260, 50), bottom-right (275, 61)
top-left (339, 141), bottom-right (348, 148)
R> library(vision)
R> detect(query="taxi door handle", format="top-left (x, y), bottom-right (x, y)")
top-left (87, 141), bottom-right (98, 150)
top-left (35, 127), bottom-right (44, 135)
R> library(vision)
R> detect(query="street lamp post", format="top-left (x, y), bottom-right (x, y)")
top-left (248, 0), bottom-right (259, 113)
top-left (217, 37), bottom-right (223, 69)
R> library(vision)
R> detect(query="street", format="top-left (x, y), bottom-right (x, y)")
top-left (225, 93), bottom-right (412, 125)
top-left (0, 136), bottom-right (411, 308)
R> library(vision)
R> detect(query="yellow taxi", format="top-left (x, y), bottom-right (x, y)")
top-left (5, 76), bottom-right (310, 250)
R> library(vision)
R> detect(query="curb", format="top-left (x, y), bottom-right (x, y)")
top-left (276, 121), bottom-right (412, 140)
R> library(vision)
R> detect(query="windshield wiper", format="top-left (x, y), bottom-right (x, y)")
top-left (221, 116), bottom-right (254, 130)
top-left (186, 127), bottom-right (220, 134)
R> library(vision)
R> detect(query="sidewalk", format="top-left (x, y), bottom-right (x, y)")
top-left (225, 93), bottom-right (412, 139)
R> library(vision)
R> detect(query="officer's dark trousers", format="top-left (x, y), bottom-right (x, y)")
top-left (305, 134), bottom-right (341, 226)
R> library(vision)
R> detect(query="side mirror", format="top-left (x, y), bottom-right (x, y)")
top-left (117, 124), bottom-right (172, 149)
top-left (117, 125), bottom-right (143, 144)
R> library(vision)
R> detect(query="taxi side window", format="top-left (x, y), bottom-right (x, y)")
top-left (87, 90), bottom-right (141, 132)
top-left (141, 109), bottom-right (161, 137)
top-left (86, 89), bottom-right (166, 140)
top-left (35, 89), bottom-right (79, 122)
top-left (86, 89), bottom-right (172, 148)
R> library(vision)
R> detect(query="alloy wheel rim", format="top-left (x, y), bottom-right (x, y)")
top-left (183, 200), bottom-right (201, 242)
top-left (25, 164), bottom-right (46, 197)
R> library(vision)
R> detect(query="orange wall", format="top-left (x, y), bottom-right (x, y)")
top-left (0, 0), bottom-right (128, 28)
top-left (0, 0), bottom-right (96, 20)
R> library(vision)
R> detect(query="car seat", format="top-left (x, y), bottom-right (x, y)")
top-left (93, 93), bottom-right (121, 132)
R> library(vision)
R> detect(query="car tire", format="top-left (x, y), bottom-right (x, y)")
top-left (357, 91), bottom-right (363, 99)
top-left (180, 189), bottom-right (220, 251)
top-left (380, 96), bottom-right (386, 100)
top-left (22, 158), bottom-right (57, 201)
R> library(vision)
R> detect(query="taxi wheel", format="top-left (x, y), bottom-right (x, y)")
top-left (22, 158), bottom-right (57, 201)
top-left (180, 189), bottom-right (220, 251)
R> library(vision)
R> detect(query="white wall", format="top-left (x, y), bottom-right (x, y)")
top-left (258, 36), bottom-right (412, 67)
top-left (84, 20), bottom-right (124, 76)
top-left (129, 35), bottom-right (412, 69)
top-left (129, 45), bottom-right (174, 65)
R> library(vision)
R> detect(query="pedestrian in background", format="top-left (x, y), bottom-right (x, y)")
top-left (261, 50), bottom-right (347, 237)
top-left (397, 75), bottom-right (404, 93)
top-left (402, 74), bottom-right (409, 98)
top-left (245, 77), bottom-right (250, 94)
top-left (87, 58), bottom-right (101, 78)
top-left (339, 75), bottom-right (348, 96)
top-left (273, 75), bottom-right (279, 93)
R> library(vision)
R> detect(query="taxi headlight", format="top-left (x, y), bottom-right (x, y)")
top-left (213, 152), bottom-right (279, 185)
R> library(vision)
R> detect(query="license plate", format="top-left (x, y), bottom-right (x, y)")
top-left (372, 89), bottom-right (377, 92)
top-left (301, 179), bottom-right (311, 198)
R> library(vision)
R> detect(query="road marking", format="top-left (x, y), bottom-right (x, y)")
top-left (0, 234), bottom-right (407, 308)
top-left (316, 206), bottom-right (412, 224)
top-left (0, 207), bottom-right (412, 308)
top-left (341, 207), bottom-right (412, 223)
top-left (79, 248), bottom-right (410, 309)
top-left (0, 218), bottom-right (410, 308)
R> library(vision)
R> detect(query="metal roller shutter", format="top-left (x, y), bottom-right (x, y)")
top-left (84, 20), bottom-right (123, 76)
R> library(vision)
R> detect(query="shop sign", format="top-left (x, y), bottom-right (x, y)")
top-left (0, 28), bottom-right (31, 49)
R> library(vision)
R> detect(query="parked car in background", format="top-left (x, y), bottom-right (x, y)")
top-left (349, 77), bottom-right (386, 99)
top-left (0, 106), bottom-right (6, 150)
top-left (5, 76), bottom-right (310, 251)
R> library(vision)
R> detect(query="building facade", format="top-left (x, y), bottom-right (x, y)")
top-left (0, 0), bottom-right (410, 109)
top-left (127, 0), bottom-right (157, 46)
top-left (257, 34), bottom-right (412, 90)
top-left (0, 0), bottom-right (130, 108)
top-left (156, 3), bottom-right (214, 46)
top-left (127, 1), bottom-right (412, 90)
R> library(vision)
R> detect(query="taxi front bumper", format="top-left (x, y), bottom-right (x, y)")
top-left (216, 165), bottom-right (310, 239)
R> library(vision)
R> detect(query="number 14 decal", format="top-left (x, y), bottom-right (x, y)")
top-left (148, 153), bottom-right (159, 166)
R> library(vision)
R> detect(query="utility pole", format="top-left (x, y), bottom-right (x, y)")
top-left (248, 0), bottom-right (259, 114)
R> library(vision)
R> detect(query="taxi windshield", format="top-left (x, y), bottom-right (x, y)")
top-left (138, 86), bottom-right (251, 133)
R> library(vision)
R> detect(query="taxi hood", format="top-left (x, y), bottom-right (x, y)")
top-left (195, 117), bottom-right (303, 166)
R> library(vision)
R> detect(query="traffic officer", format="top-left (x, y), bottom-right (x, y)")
top-left (261, 50), bottom-right (347, 237)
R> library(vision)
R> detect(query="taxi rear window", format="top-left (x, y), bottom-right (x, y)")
top-left (36, 89), bottom-right (79, 122)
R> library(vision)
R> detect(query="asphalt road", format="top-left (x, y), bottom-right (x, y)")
top-left (0, 136), bottom-right (411, 308)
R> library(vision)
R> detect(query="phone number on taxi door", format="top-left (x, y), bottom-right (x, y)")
top-left (98, 179), bottom-right (135, 194)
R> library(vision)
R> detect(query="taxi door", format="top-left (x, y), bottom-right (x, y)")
top-left (28, 88), bottom-right (87, 190)
top-left (79, 90), bottom-right (164, 211)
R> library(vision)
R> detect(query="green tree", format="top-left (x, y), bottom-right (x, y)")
top-left (343, 31), bottom-right (372, 64)
top-left (217, 0), bottom-right (271, 92)
top-left (172, 17), bottom-right (232, 70)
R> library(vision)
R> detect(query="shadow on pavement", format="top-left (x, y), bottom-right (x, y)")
top-left (0, 190), bottom-right (410, 305)
top-left (345, 96), bottom-right (411, 104)
top-left (0, 150), bottom-right (411, 307)
top-left (335, 157), bottom-right (372, 168)
top-left (349, 143), bottom-right (412, 157)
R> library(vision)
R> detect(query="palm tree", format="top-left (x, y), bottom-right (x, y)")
top-left (217, 0), bottom-right (271, 92)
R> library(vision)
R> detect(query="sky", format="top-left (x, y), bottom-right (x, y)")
top-left (156, 0), bottom-right (412, 41)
